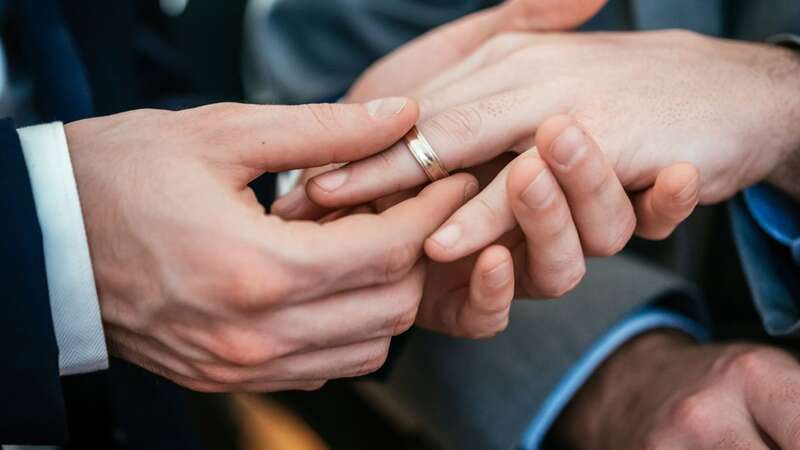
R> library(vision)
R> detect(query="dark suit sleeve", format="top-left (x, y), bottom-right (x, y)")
top-left (729, 192), bottom-right (800, 337)
top-left (0, 118), bottom-right (68, 444)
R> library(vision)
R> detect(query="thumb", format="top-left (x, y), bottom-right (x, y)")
top-left (348, 0), bottom-right (607, 102)
top-left (214, 98), bottom-right (419, 182)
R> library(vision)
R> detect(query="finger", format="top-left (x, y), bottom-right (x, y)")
top-left (506, 152), bottom-right (586, 298)
top-left (634, 163), bottom-right (700, 240)
top-left (109, 331), bottom-right (329, 392)
top-left (536, 115), bottom-right (636, 257)
top-left (418, 245), bottom-right (514, 339)
top-left (744, 352), bottom-right (800, 449)
top-left (425, 163), bottom-right (516, 262)
top-left (174, 264), bottom-right (425, 363)
top-left (272, 165), bottom-right (342, 220)
top-left (666, 419), bottom-right (773, 450)
top-left (414, 33), bottom-right (536, 101)
top-left (271, 185), bottom-right (333, 220)
top-left (193, 337), bottom-right (393, 385)
top-left (308, 88), bottom-right (568, 208)
top-left (348, 0), bottom-right (607, 102)
top-left (271, 173), bottom-right (479, 303)
top-left (415, 32), bottom-right (584, 121)
top-left (196, 99), bottom-right (419, 182)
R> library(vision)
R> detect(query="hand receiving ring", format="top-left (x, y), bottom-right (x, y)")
top-left (403, 125), bottom-right (450, 182)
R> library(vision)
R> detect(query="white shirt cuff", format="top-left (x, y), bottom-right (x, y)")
top-left (17, 122), bottom-right (108, 376)
top-left (277, 169), bottom-right (302, 196)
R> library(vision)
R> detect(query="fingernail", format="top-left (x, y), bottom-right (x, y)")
top-left (366, 97), bottom-right (408, 119)
top-left (431, 223), bottom-right (461, 249)
top-left (483, 261), bottom-right (512, 289)
top-left (272, 186), bottom-right (305, 215)
top-left (312, 168), bottom-right (350, 193)
top-left (464, 181), bottom-right (480, 201)
top-left (520, 170), bottom-right (555, 209)
top-left (551, 126), bottom-right (587, 168)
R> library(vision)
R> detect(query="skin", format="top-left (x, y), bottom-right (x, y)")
top-left (554, 330), bottom-right (800, 450)
top-left (274, 4), bottom-right (703, 319)
top-left (65, 98), bottom-right (488, 392)
top-left (291, 29), bottom-right (800, 302)
top-left (272, 0), bottom-right (623, 338)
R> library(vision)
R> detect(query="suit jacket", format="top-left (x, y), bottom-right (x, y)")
top-left (0, 118), bottom-right (66, 444)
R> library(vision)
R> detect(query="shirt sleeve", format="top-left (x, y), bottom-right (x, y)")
top-left (518, 307), bottom-right (709, 450)
top-left (17, 122), bottom-right (108, 376)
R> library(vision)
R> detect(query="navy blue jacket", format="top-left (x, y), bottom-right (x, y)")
top-left (0, 0), bottom-right (253, 446)
top-left (0, 118), bottom-right (67, 443)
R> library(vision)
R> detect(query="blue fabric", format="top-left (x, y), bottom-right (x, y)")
top-left (744, 185), bottom-right (800, 255)
top-left (0, 118), bottom-right (67, 444)
top-left (518, 307), bottom-right (709, 450)
top-left (730, 195), bottom-right (800, 336)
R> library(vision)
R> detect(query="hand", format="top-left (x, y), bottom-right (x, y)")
top-left (276, 158), bottom-right (518, 339)
top-left (302, 31), bottom-right (800, 296)
top-left (66, 98), bottom-right (477, 392)
top-left (554, 330), bottom-right (800, 450)
top-left (349, 0), bottom-right (609, 101)
top-left (271, 0), bottom-right (617, 331)
top-left (768, 146), bottom-right (800, 201)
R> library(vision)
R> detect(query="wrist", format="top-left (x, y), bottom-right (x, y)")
top-left (552, 330), bottom-right (695, 450)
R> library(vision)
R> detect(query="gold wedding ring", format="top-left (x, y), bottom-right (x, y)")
top-left (402, 126), bottom-right (450, 182)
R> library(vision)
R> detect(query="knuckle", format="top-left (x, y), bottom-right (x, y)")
top-left (256, 272), bottom-right (294, 307)
top-left (382, 242), bottom-right (418, 283)
top-left (537, 204), bottom-right (574, 239)
top-left (304, 103), bottom-right (341, 135)
top-left (181, 378), bottom-right (225, 393)
top-left (669, 394), bottom-right (717, 437)
top-left (391, 299), bottom-right (421, 336)
top-left (223, 268), bottom-right (268, 310)
top-left (724, 347), bottom-right (779, 381)
top-left (391, 309), bottom-right (419, 336)
top-left (427, 104), bottom-right (483, 149)
top-left (530, 258), bottom-right (586, 299)
top-left (586, 215), bottom-right (635, 257)
top-left (473, 197), bottom-right (501, 226)
top-left (213, 328), bottom-right (278, 366)
top-left (195, 364), bottom-right (247, 385)
top-left (467, 313), bottom-right (510, 340)
top-left (354, 341), bottom-right (391, 377)
top-left (388, 269), bottom-right (424, 335)
top-left (300, 380), bottom-right (328, 392)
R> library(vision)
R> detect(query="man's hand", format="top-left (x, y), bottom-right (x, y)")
top-left (769, 146), bottom-right (800, 201)
top-left (348, 0), bottom-right (609, 102)
top-left (298, 31), bottom-right (800, 298)
top-left (554, 331), bottom-right (800, 450)
top-left (65, 98), bottom-right (479, 392)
